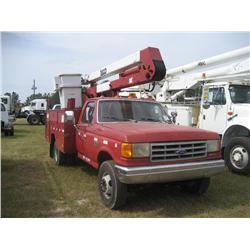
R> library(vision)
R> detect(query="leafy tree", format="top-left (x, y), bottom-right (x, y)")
top-left (47, 92), bottom-right (60, 109)
top-left (4, 91), bottom-right (20, 113)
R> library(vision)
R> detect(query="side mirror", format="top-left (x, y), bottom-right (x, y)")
top-left (202, 100), bottom-right (210, 109)
top-left (171, 111), bottom-right (177, 124)
top-left (65, 110), bottom-right (75, 124)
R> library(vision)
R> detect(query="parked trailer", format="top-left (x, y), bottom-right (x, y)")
top-left (46, 47), bottom-right (225, 209)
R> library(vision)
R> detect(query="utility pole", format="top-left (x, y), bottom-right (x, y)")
top-left (32, 79), bottom-right (37, 96)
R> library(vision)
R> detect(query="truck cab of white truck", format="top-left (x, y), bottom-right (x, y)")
top-left (0, 95), bottom-right (16, 122)
top-left (199, 82), bottom-right (250, 135)
top-left (156, 46), bottom-right (250, 174)
top-left (20, 99), bottom-right (47, 125)
top-left (1, 102), bottom-right (14, 136)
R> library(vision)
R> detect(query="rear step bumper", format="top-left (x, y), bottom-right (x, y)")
top-left (114, 159), bottom-right (225, 184)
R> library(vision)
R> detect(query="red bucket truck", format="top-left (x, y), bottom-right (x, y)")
top-left (45, 47), bottom-right (225, 209)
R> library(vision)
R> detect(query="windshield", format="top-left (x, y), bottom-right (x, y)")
top-left (98, 100), bottom-right (169, 123)
top-left (1, 98), bottom-right (8, 104)
top-left (229, 85), bottom-right (250, 104)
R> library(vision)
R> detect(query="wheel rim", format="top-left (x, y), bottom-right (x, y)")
top-left (31, 117), bottom-right (39, 124)
top-left (100, 173), bottom-right (113, 200)
top-left (230, 145), bottom-right (249, 170)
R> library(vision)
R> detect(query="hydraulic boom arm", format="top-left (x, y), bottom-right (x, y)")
top-left (85, 47), bottom-right (166, 97)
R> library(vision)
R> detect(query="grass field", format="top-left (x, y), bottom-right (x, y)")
top-left (1, 119), bottom-right (250, 217)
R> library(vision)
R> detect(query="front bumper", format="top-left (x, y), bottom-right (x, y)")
top-left (114, 159), bottom-right (225, 184)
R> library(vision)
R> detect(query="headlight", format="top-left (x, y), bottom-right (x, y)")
top-left (207, 140), bottom-right (220, 153)
top-left (121, 143), bottom-right (150, 158)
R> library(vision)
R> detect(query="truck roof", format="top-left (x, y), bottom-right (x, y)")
top-left (88, 96), bottom-right (156, 103)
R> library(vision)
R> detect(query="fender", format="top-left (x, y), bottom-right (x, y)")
top-left (222, 124), bottom-right (250, 148)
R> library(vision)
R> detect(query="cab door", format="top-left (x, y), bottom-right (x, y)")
top-left (199, 86), bottom-right (228, 134)
top-left (76, 101), bottom-right (96, 162)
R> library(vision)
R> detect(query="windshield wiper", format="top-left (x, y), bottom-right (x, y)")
top-left (139, 118), bottom-right (162, 122)
top-left (103, 116), bottom-right (138, 122)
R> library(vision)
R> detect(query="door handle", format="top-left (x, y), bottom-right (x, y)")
top-left (203, 115), bottom-right (206, 120)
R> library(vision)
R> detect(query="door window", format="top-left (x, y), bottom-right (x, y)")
top-left (82, 102), bottom-right (95, 124)
top-left (1, 103), bottom-right (6, 111)
top-left (208, 87), bottom-right (226, 105)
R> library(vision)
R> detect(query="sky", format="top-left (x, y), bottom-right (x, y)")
top-left (1, 32), bottom-right (249, 102)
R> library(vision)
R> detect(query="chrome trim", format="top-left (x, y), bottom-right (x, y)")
top-left (150, 141), bottom-right (207, 162)
top-left (114, 159), bottom-right (225, 184)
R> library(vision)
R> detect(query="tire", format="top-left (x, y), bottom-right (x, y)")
top-left (29, 114), bottom-right (41, 125)
top-left (9, 126), bottom-right (14, 136)
top-left (224, 137), bottom-right (250, 175)
top-left (180, 178), bottom-right (210, 194)
top-left (52, 142), bottom-right (66, 166)
top-left (40, 115), bottom-right (46, 125)
top-left (98, 160), bottom-right (127, 209)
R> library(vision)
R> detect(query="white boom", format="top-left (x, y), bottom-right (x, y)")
top-left (166, 46), bottom-right (250, 77)
top-left (158, 46), bottom-right (250, 102)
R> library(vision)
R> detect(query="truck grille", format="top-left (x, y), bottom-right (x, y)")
top-left (150, 141), bottom-right (207, 162)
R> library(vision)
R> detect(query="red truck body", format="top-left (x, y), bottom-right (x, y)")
top-left (46, 98), bottom-right (222, 169)
top-left (45, 47), bottom-right (225, 209)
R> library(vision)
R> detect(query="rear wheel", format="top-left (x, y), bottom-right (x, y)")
top-left (9, 126), bottom-right (14, 136)
top-left (180, 178), bottom-right (210, 194)
top-left (225, 137), bottom-right (250, 175)
top-left (29, 114), bottom-right (41, 125)
top-left (40, 115), bottom-right (46, 125)
top-left (53, 142), bottom-right (66, 166)
top-left (98, 160), bottom-right (127, 209)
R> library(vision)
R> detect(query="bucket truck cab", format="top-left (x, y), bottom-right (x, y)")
top-left (45, 47), bottom-right (225, 209)
top-left (156, 46), bottom-right (250, 174)
top-left (199, 81), bottom-right (250, 174)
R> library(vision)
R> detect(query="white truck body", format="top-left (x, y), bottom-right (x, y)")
top-left (20, 99), bottom-right (47, 125)
top-left (0, 95), bottom-right (16, 122)
top-left (1, 102), bottom-right (14, 136)
top-left (29, 99), bottom-right (47, 111)
top-left (156, 46), bottom-right (250, 174)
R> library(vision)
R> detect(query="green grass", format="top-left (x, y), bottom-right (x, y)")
top-left (1, 119), bottom-right (250, 217)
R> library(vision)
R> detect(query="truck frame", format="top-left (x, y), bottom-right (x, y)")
top-left (45, 47), bottom-right (225, 209)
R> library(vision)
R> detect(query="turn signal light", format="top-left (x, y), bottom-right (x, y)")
top-left (128, 93), bottom-right (137, 99)
top-left (121, 143), bottom-right (132, 158)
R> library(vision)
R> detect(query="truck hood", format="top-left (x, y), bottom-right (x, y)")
top-left (100, 122), bottom-right (219, 143)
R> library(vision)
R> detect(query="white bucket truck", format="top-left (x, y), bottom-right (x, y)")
top-left (156, 46), bottom-right (250, 174)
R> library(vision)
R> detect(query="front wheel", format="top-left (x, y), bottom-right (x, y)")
top-left (225, 137), bottom-right (250, 175)
top-left (28, 114), bottom-right (41, 125)
top-left (180, 178), bottom-right (210, 194)
top-left (98, 161), bottom-right (127, 209)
